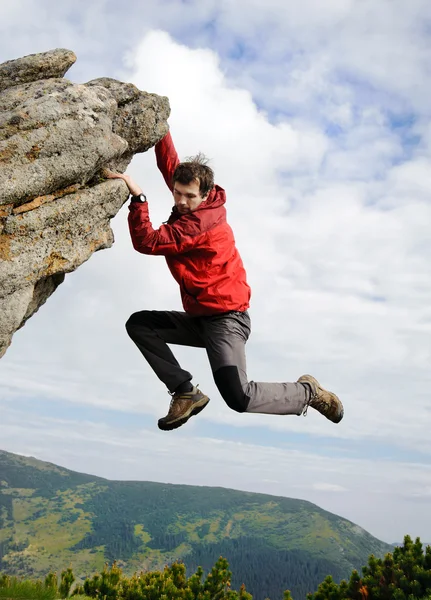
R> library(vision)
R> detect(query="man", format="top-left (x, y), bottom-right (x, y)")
top-left (104, 130), bottom-right (344, 431)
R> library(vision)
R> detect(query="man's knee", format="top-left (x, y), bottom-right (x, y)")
top-left (125, 310), bottom-right (151, 338)
top-left (213, 366), bottom-right (249, 413)
top-left (126, 310), bottom-right (177, 339)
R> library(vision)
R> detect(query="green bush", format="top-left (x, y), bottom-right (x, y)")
top-left (0, 567), bottom-right (75, 600)
top-left (0, 575), bottom-right (57, 600)
top-left (307, 535), bottom-right (431, 600)
top-left (1, 536), bottom-right (430, 600)
top-left (70, 557), bottom-right (252, 600)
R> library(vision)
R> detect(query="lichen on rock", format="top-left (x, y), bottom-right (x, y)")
top-left (0, 48), bottom-right (170, 358)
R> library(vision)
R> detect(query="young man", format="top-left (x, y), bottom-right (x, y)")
top-left (104, 131), bottom-right (344, 431)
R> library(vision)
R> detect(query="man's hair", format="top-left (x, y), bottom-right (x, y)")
top-left (173, 153), bottom-right (214, 197)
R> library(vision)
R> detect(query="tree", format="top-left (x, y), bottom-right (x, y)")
top-left (72, 556), bottom-right (253, 600)
top-left (307, 536), bottom-right (431, 600)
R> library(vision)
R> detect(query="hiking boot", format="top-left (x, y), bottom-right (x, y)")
top-left (158, 386), bottom-right (210, 431)
top-left (298, 374), bottom-right (344, 423)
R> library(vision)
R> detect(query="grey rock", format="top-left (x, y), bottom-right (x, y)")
top-left (0, 49), bottom-right (76, 93)
top-left (86, 78), bottom-right (170, 172)
top-left (0, 79), bottom-right (128, 206)
top-left (0, 49), bottom-right (171, 358)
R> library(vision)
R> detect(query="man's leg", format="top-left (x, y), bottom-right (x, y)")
top-left (204, 311), bottom-right (307, 415)
top-left (204, 312), bottom-right (343, 421)
top-left (126, 310), bottom-right (204, 392)
top-left (126, 310), bottom-right (210, 430)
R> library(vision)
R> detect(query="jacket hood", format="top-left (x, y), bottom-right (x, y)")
top-left (167, 185), bottom-right (226, 224)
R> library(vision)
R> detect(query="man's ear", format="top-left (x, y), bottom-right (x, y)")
top-left (202, 185), bottom-right (213, 200)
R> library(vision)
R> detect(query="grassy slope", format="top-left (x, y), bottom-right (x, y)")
top-left (0, 450), bottom-right (393, 599)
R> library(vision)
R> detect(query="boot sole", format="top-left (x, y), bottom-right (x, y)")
top-left (158, 397), bottom-right (210, 431)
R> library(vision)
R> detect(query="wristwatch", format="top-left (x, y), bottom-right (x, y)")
top-left (130, 193), bottom-right (147, 203)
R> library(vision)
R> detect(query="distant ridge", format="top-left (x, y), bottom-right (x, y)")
top-left (0, 449), bottom-right (393, 600)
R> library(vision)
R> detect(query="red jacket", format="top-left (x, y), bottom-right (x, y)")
top-left (128, 132), bottom-right (251, 316)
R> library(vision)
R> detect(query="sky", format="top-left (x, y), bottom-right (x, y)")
top-left (0, 0), bottom-right (431, 545)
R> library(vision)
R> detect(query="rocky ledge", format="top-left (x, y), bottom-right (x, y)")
top-left (0, 49), bottom-right (170, 358)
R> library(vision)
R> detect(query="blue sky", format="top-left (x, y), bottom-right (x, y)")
top-left (1, 0), bottom-right (431, 544)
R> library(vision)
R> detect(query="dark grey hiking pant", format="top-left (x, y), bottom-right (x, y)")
top-left (125, 310), bottom-right (309, 415)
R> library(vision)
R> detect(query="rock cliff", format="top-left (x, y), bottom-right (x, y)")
top-left (0, 49), bottom-right (170, 358)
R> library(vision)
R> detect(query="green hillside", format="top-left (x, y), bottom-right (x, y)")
top-left (0, 449), bottom-right (392, 600)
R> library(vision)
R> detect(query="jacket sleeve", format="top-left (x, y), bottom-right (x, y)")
top-left (128, 202), bottom-right (201, 256)
top-left (155, 131), bottom-right (180, 192)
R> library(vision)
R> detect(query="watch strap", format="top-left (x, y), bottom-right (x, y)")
top-left (131, 193), bottom-right (147, 203)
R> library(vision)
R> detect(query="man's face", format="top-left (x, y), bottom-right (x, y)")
top-left (173, 179), bottom-right (207, 215)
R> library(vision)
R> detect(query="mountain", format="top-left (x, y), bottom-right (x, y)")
top-left (0, 449), bottom-right (392, 600)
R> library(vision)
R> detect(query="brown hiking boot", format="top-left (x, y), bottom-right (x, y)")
top-left (298, 375), bottom-right (344, 423)
top-left (158, 386), bottom-right (210, 431)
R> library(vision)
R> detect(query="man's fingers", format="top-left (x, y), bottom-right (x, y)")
top-left (101, 169), bottom-right (138, 194)
top-left (102, 168), bottom-right (117, 178)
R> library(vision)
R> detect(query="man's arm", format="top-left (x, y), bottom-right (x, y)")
top-left (103, 169), bottom-right (199, 256)
top-left (128, 202), bottom-right (200, 256)
top-left (155, 131), bottom-right (180, 191)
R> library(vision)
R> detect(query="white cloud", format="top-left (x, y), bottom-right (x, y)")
top-left (312, 483), bottom-right (348, 493)
top-left (1, 26), bottom-right (430, 447)
top-left (206, 0), bottom-right (431, 116)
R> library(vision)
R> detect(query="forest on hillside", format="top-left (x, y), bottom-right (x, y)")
top-left (0, 448), bottom-right (394, 600)
top-left (1, 535), bottom-right (430, 600)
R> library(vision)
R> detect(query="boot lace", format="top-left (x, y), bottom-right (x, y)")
top-left (302, 384), bottom-right (316, 417)
top-left (167, 385), bottom-right (199, 410)
top-left (303, 392), bottom-right (331, 417)
top-left (302, 389), bottom-right (324, 417)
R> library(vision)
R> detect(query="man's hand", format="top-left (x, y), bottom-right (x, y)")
top-left (103, 169), bottom-right (143, 197)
